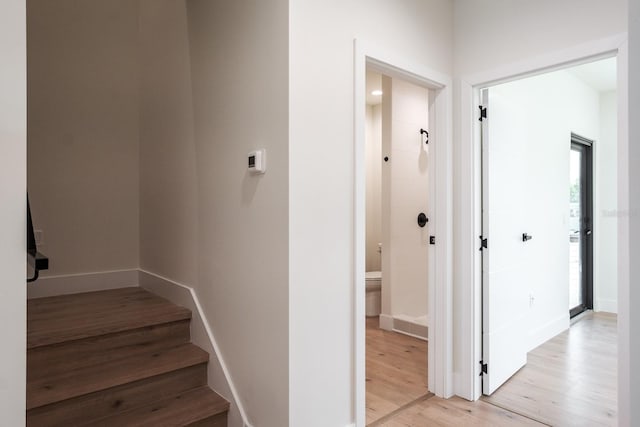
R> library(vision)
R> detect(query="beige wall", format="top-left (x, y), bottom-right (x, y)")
top-left (139, 1), bottom-right (289, 426)
top-left (377, 77), bottom-right (430, 323)
top-left (289, 1), bottom-right (453, 425)
top-left (27, 0), bottom-right (140, 276)
top-left (139, 0), bottom-right (198, 288)
top-left (0, 0), bottom-right (26, 423)
top-left (453, 0), bottom-right (627, 76)
top-left (387, 78), bottom-right (430, 320)
top-left (365, 104), bottom-right (382, 272)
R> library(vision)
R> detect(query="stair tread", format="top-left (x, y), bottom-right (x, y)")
top-left (28, 287), bottom-right (191, 349)
top-left (28, 320), bottom-right (191, 380)
top-left (27, 343), bottom-right (209, 410)
top-left (85, 387), bottom-right (229, 427)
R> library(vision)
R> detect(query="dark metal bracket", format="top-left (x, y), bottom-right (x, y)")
top-left (479, 236), bottom-right (488, 251)
top-left (420, 128), bottom-right (429, 144)
top-left (479, 360), bottom-right (488, 376)
top-left (479, 106), bottom-right (487, 121)
top-left (27, 194), bottom-right (48, 283)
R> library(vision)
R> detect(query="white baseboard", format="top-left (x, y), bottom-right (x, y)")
top-left (378, 313), bottom-right (428, 340)
top-left (528, 313), bottom-right (569, 352)
top-left (379, 314), bottom-right (394, 331)
top-left (139, 270), bottom-right (248, 427)
top-left (595, 298), bottom-right (618, 314)
top-left (27, 269), bottom-right (139, 299)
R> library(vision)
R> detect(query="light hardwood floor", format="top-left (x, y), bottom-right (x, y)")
top-left (482, 311), bottom-right (617, 426)
top-left (366, 317), bottom-right (429, 425)
top-left (375, 395), bottom-right (546, 426)
top-left (366, 317), bottom-right (543, 426)
top-left (366, 312), bottom-right (616, 426)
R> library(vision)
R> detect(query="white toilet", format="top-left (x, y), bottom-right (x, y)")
top-left (365, 271), bottom-right (382, 317)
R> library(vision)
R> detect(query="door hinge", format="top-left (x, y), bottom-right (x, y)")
top-left (479, 106), bottom-right (487, 122)
top-left (479, 361), bottom-right (488, 376)
top-left (479, 235), bottom-right (488, 251)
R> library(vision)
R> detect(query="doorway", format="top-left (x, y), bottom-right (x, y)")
top-left (477, 57), bottom-right (619, 424)
top-left (354, 42), bottom-right (454, 426)
top-left (569, 134), bottom-right (594, 318)
top-left (364, 69), bottom-right (430, 425)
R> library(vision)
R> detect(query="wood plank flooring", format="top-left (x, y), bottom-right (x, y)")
top-left (366, 312), bottom-right (616, 426)
top-left (366, 317), bottom-right (428, 425)
top-left (482, 312), bottom-right (617, 426)
top-left (27, 287), bottom-right (191, 348)
top-left (374, 395), bottom-right (546, 427)
top-left (27, 288), bottom-right (229, 426)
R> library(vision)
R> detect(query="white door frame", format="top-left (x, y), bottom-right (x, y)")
top-left (456, 33), bottom-right (629, 401)
top-left (353, 39), bottom-right (453, 426)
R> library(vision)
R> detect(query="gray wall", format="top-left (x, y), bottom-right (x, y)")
top-left (138, 1), bottom-right (290, 426)
top-left (27, 0), bottom-right (140, 276)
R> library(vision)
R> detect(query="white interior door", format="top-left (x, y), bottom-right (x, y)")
top-left (481, 88), bottom-right (530, 395)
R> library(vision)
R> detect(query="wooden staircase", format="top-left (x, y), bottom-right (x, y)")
top-left (27, 287), bottom-right (229, 426)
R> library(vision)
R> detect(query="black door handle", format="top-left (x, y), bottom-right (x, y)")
top-left (417, 213), bottom-right (428, 228)
top-left (522, 233), bottom-right (532, 242)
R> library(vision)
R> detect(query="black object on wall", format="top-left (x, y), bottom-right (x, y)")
top-left (27, 194), bottom-right (48, 283)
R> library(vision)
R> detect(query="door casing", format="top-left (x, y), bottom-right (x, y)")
top-left (354, 38), bottom-right (454, 426)
top-left (457, 33), bottom-right (628, 401)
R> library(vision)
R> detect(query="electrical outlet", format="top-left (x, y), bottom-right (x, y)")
top-left (34, 229), bottom-right (44, 246)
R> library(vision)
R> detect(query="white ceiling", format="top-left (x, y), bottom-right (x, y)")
top-left (566, 57), bottom-right (617, 92)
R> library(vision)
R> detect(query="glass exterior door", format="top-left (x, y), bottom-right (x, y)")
top-left (569, 137), bottom-right (593, 318)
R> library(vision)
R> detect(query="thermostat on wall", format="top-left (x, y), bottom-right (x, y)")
top-left (248, 149), bottom-right (266, 174)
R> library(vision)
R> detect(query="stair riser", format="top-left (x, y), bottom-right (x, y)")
top-left (28, 320), bottom-right (191, 379)
top-left (27, 364), bottom-right (208, 427)
top-left (188, 413), bottom-right (228, 427)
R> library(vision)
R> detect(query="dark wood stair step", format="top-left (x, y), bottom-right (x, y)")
top-left (27, 364), bottom-right (208, 427)
top-left (28, 287), bottom-right (191, 349)
top-left (28, 319), bottom-right (191, 379)
top-left (27, 343), bottom-right (209, 410)
top-left (85, 387), bottom-right (229, 427)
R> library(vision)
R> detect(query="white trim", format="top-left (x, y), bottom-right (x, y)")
top-left (384, 314), bottom-right (430, 341)
top-left (27, 269), bottom-right (139, 299)
top-left (379, 313), bottom-right (394, 331)
top-left (616, 39), bottom-right (630, 427)
top-left (527, 314), bottom-right (569, 353)
top-left (354, 38), bottom-right (454, 426)
top-left (464, 33), bottom-right (626, 89)
top-left (392, 326), bottom-right (429, 342)
top-left (595, 299), bottom-right (618, 314)
top-left (458, 33), bottom-right (629, 401)
top-left (139, 270), bottom-right (250, 427)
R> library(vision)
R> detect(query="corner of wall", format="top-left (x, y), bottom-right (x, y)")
top-left (138, 269), bottom-right (248, 427)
